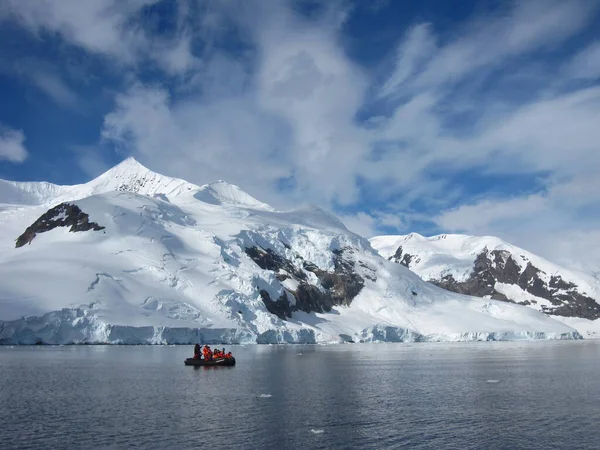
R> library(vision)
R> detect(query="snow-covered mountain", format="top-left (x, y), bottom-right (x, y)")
top-left (0, 159), bottom-right (583, 344)
top-left (370, 233), bottom-right (600, 338)
top-left (1, 157), bottom-right (194, 206)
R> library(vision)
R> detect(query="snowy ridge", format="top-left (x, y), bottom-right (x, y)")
top-left (85, 157), bottom-right (200, 199)
top-left (0, 162), bottom-right (584, 344)
top-left (371, 233), bottom-right (598, 295)
top-left (0, 158), bottom-right (199, 207)
top-left (0, 180), bottom-right (71, 206)
top-left (0, 158), bottom-right (272, 212)
top-left (370, 233), bottom-right (600, 338)
top-left (194, 180), bottom-right (274, 211)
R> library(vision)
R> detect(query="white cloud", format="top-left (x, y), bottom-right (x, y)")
top-left (0, 58), bottom-right (80, 109)
top-left (540, 230), bottom-right (600, 273)
top-left (340, 211), bottom-right (405, 238)
top-left (1, 0), bottom-right (147, 61)
top-left (434, 174), bottom-right (600, 271)
top-left (565, 40), bottom-right (600, 80)
top-left (376, 212), bottom-right (404, 228)
top-left (339, 212), bottom-right (377, 238)
top-left (101, 2), bottom-right (373, 208)
top-left (472, 87), bottom-right (600, 175)
top-left (380, 23), bottom-right (435, 97)
top-left (71, 145), bottom-right (112, 178)
top-left (29, 72), bottom-right (79, 109)
top-left (0, 125), bottom-right (28, 163)
top-left (254, 4), bottom-right (370, 205)
top-left (435, 195), bottom-right (549, 232)
top-left (1, 0), bottom-right (198, 73)
top-left (101, 83), bottom-right (292, 207)
top-left (413, 0), bottom-right (597, 89)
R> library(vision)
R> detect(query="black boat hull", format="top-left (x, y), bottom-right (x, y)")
top-left (184, 357), bottom-right (236, 367)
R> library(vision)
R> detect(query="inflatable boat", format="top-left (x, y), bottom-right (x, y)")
top-left (184, 357), bottom-right (236, 367)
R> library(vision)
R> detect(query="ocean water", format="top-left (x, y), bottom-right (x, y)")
top-left (1, 341), bottom-right (599, 449)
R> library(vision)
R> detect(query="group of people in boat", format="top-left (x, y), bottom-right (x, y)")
top-left (193, 343), bottom-right (233, 361)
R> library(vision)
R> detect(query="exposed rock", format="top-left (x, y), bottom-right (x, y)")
top-left (246, 246), bottom-right (365, 318)
top-left (259, 290), bottom-right (293, 320)
top-left (430, 274), bottom-right (510, 302)
top-left (302, 249), bottom-right (365, 308)
top-left (245, 247), bottom-right (306, 280)
top-left (389, 246), bottom-right (414, 267)
top-left (415, 247), bottom-right (600, 320)
top-left (16, 203), bottom-right (105, 248)
top-left (390, 246), bottom-right (404, 263)
top-left (492, 250), bottom-right (521, 284)
top-left (358, 262), bottom-right (377, 282)
top-left (294, 284), bottom-right (332, 314)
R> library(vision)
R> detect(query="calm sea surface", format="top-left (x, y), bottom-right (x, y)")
top-left (1, 341), bottom-right (599, 449)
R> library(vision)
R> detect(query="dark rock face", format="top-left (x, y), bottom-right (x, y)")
top-left (259, 290), bottom-right (294, 320)
top-left (245, 247), bottom-right (306, 280)
top-left (431, 249), bottom-right (514, 302)
top-left (394, 246), bottom-right (600, 320)
top-left (15, 203), bottom-right (105, 248)
top-left (389, 246), bottom-right (415, 267)
top-left (246, 246), bottom-right (365, 319)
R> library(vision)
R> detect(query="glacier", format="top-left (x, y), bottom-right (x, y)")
top-left (0, 159), bottom-right (583, 344)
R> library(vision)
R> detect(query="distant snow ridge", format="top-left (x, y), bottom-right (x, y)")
top-left (0, 157), bottom-right (198, 207)
top-left (0, 160), bottom-right (585, 344)
top-left (194, 180), bottom-right (274, 211)
top-left (370, 233), bottom-right (600, 338)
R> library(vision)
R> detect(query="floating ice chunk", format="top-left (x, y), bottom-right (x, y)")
top-left (310, 429), bottom-right (325, 434)
top-left (486, 379), bottom-right (500, 383)
top-left (297, 353), bottom-right (303, 355)
top-left (259, 394), bottom-right (272, 398)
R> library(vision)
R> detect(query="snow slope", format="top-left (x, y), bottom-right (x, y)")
top-left (0, 161), bottom-right (582, 344)
top-left (370, 233), bottom-right (600, 338)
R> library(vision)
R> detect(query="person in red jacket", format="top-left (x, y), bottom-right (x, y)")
top-left (193, 343), bottom-right (201, 359)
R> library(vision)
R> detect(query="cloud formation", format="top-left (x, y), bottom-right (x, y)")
top-left (0, 0), bottom-right (198, 73)
top-left (0, 125), bottom-right (28, 163)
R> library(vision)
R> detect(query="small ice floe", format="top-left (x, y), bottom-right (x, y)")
top-left (310, 429), bottom-right (325, 435)
top-left (486, 379), bottom-right (500, 383)
top-left (259, 394), bottom-right (272, 398)
top-left (297, 353), bottom-right (303, 356)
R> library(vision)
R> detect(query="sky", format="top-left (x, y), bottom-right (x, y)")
top-left (1, 0), bottom-right (600, 272)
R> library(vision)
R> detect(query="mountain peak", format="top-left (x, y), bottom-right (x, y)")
top-left (114, 156), bottom-right (148, 170)
top-left (101, 157), bottom-right (153, 177)
top-left (86, 157), bottom-right (199, 199)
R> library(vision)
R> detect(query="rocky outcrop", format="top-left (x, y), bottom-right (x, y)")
top-left (390, 246), bottom-right (416, 267)
top-left (259, 290), bottom-right (295, 320)
top-left (15, 203), bottom-right (105, 248)
top-left (246, 246), bottom-right (365, 319)
top-left (430, 250), bottom-right (515, 302)
top-left (394, 246), bottom-right (600, 320)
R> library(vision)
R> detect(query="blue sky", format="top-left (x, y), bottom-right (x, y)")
top-left (1, 0), bottom-right (600, 270)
